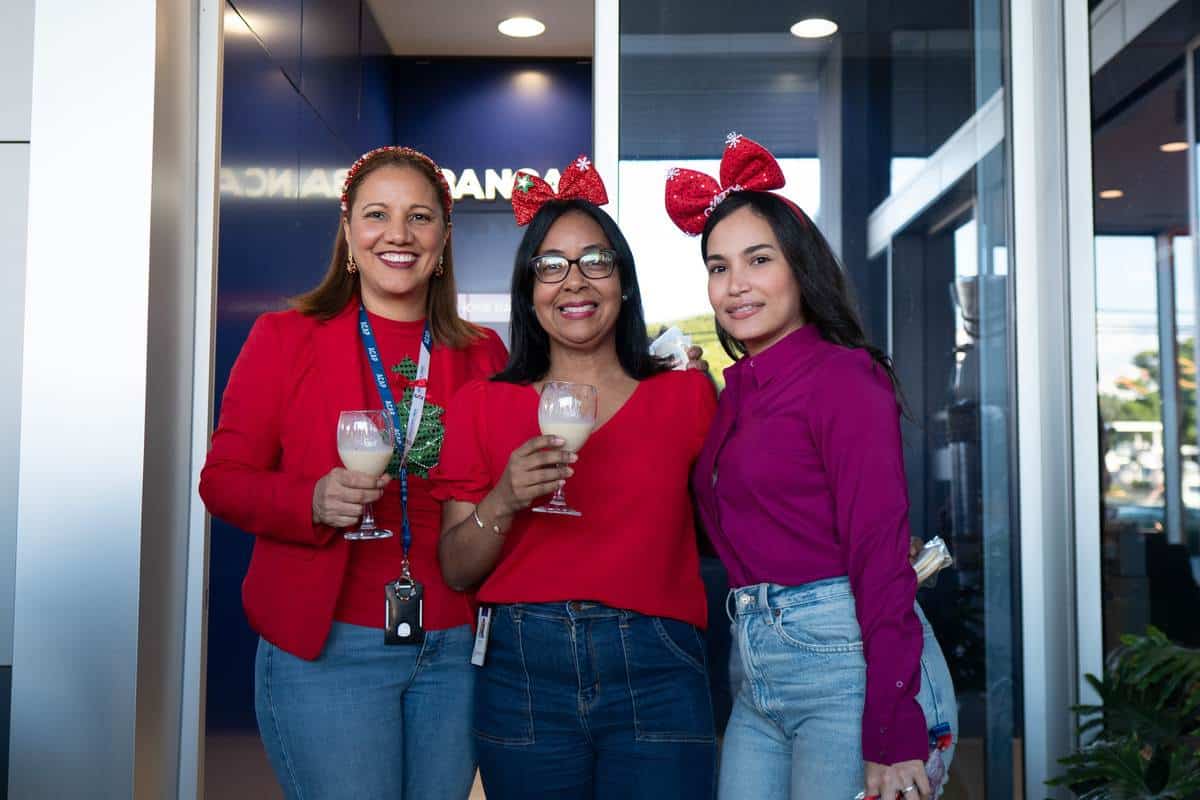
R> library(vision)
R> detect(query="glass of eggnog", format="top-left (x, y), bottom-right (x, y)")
top-left (532, 381), bottom-right (597, 517)
top-left (336, 409), bottom-right (396, 540)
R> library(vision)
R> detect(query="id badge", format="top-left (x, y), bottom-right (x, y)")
top-left (471, 607), bottom-right (492, 666)
top-left (385, 577), bottom-right (424, 645)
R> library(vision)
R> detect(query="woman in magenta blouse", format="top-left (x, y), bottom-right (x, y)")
top-left (665, 135), bottom-right (958, 800)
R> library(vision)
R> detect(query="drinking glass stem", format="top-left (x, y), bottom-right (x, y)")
top-left (550, 482), bottom-right (568, 507)
top-left (361, 502), bottom-right (377, 531)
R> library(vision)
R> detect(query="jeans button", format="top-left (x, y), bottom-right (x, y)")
top-left (568, 601), bottom-right (582, 612)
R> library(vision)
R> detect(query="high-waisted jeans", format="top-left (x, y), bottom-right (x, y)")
top-left (255, 622), bottom-right (476, 800)
top-left (719, 578), bottom-right (958, 800)
top-left (473, 601), bottom-right (718, 799)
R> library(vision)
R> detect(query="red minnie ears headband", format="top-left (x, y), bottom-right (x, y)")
top-left (340, 146), bottom-right (454, 217)
top-left (664, 132), bottom-right (806, 236)
top-left (511, 155), bottom-right (609, 226)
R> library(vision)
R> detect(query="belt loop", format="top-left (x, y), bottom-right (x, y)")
top-left (757, 583), bottom-right (771, 620)
top-left (725, 588), bottom-right (737, 623)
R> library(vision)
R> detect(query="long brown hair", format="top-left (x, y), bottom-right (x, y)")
top-left (291, 147), bottom-right (481, 348)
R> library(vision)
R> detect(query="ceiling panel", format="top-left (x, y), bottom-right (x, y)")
top-left (365, 0), bottom-right (592, 56)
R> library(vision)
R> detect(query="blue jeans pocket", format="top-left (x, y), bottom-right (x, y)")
top-left (771, 605), bottom-right (865, 654)
top-left (473, 609), bottom-right (535, 746)
top-left (619, 616), bottom-right (716, 743)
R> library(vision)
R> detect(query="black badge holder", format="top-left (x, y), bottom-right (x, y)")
top-left (385, 563), bottom-right (424, 646)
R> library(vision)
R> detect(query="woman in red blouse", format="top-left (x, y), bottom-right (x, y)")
top-left (199, 147), bottom-right (506, 800)
top-left (433, 158), bottom-right (718, 799)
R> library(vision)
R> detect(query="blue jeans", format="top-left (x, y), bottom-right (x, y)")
top-left (255, 622), bottom-right (476, 800)
top-left (719, 579), bottom-right (958, 800)
top-left (474, 602), bottom-right (717, 800)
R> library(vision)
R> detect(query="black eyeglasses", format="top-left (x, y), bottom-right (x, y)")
top-left (530, 249), bottom-right (618, 284)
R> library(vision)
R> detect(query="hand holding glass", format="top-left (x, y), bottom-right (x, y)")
top-left (533, 381), bottom-right (597, 517)
top-left (336, 410), bottom-right (395, 540)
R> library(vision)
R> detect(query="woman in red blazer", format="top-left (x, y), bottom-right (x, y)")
top-left (200, 146), bottom-right (506, 800)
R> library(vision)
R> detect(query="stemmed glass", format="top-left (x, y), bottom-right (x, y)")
top-left (532, 381), bottom-right (597, 517)
top-left (336, 410), bottom-right (396, 540)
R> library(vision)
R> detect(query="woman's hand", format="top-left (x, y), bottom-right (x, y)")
top-left (492, 435), bottom-right (575, 514)
top-left (685, 345), bottom-right (708, 372)
top-left (312, 468), bottom-right (390, 528)
top-left (864, 760), bottom-right (930, 800)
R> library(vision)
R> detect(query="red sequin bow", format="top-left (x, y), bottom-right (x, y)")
top-left (511, 155), bottom-right (609, 226)
top-left (340, 146), bottom-right (453, 217)
top-left (664, 132), bottom-right (786, 236)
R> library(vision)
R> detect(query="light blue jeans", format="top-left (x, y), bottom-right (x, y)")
top-left (718, 578), bottom-right (957, 800)
top-left (255, 622), bottom-right (476, 800)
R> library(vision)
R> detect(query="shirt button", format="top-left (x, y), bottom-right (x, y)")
top-left (896, 681), bottom-right (904, 688)
top-left (749, 359), bottom-right (756, 367)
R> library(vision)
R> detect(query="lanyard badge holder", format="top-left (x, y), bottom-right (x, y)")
top-left (359, 306), bottom-right (431, 646)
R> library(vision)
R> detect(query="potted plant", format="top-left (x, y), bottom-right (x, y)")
top-left (1048, 626), bottom-right (1200, 798)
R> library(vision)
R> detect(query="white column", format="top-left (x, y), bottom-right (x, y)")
top-left (11, 0), bottom-right (213, 796)
top-left (1010, 0), bottom-right (1099, 795)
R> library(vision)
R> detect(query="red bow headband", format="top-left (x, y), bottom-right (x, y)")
top-left (340, 146), bottom-right (453, 218)
top-left (511, 155), bottom-right (609, 226)
top-left (664, 132), bottom-right (805, 236)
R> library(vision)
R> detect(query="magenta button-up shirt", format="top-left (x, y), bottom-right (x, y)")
top-left (692, 324), bottom-right (927, 765)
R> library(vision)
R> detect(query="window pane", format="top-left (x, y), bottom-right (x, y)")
top-left (1091, 25), bottom-right (1200, 652)
top-left (618, 1), bottom-right (1019, 794)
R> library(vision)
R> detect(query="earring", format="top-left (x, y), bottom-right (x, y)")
top-left (434, 254), bottom-right (445, 277)
top-left (621, 293), bottom-right (629, 301)
top-left (346, 253), bottom-right (358, 274)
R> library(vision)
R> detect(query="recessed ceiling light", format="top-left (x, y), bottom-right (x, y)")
top-left (1099, 189), bottom-right (1124, 200)
top-left (790, 18), bottom-right (838, 38)
top-left (1160, 141), bottom-right (1189, 153)
top-left (498, 17), bottom-right (545, 38)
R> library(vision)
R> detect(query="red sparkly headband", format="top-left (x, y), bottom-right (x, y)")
top-left (664, 132), bottom-right (806, 236)
top-left (511, 155), bottom-right (609, 226)
top-left (340, 146), bottom-right (453, 217)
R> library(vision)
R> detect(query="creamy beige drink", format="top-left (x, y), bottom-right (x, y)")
top-left (539, 419), bottom-right (593, 452)
top-left (338, 446), bottom-right (393, 477)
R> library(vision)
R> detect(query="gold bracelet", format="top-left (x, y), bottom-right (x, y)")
top-left (472, 507), bottom-right (503, 537)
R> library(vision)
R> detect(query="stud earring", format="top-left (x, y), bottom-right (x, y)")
top-left (621, 293), bottom-right (629, 301)
top-left (346, 253), bottom-right (358, 274)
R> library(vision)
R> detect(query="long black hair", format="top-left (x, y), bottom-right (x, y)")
top-left (493, 199), bottom-right (671, 384)
top-left (701, 191), bottom-right (902, 397)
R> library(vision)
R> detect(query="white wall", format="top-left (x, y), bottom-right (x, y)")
top-left (0, 0), bottom-right (35, 671)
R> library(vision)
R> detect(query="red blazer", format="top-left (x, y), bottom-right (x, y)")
top-left (199, 303), bottom-right (506, 659)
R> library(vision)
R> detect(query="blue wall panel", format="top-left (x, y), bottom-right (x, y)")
top-left (356, 3), bottom-right (394, 154)
top-left (229, 0), bottom-right (302, 87)
top-left (301, 0), bottom-right (361, 147)
top-left (395, 60), bottom-right (592, 296)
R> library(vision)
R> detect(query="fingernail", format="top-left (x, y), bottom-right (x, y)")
top-left (558, 480), bottom-right (565, 487)
top-left (565, 468), bottom-right (574, 477)
top-left (551, 436), bottom-right (564, 446)
top-left (569, 453), bottom-right (578, 462)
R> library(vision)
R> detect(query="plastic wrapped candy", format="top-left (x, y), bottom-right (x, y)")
top-left (912, 536), bottom-right (954, 586)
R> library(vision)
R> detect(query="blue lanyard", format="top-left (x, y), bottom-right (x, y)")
top-left (357, 305), bottom-right (432, 573)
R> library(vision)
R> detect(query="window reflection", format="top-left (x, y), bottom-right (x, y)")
top-left (1092, 47), bottom-right (1200, 650)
